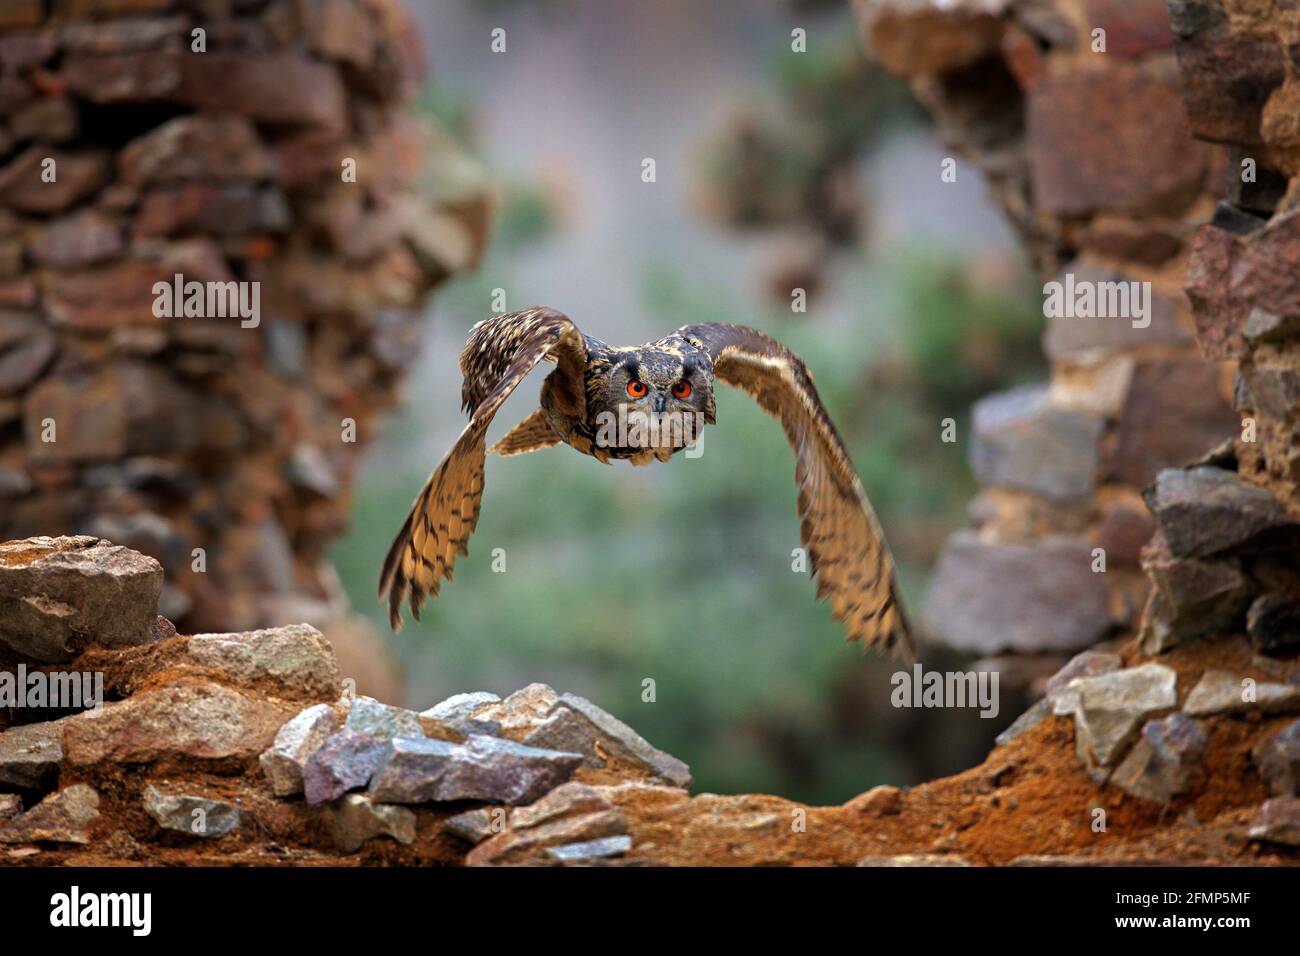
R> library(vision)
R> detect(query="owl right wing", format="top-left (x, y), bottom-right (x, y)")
top-left (379, 307), bottom-right (588, 629)
top-left (677, 322), bottom-right (914, 661)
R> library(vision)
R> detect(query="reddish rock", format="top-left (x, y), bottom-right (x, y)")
top-left (179, 52), bottom-right (347, 131)
top-left (61, 682), bottom-right (296, 766)
top-left (59, 14), bottom-right (186, 53)
top-left (23, 362), bottom-right (246, 463)
top-left (1185, 223), bottom-right (1246, 359)
top-left (1143, 466), bottom-right (1300, 559)
top-left (1079, 217), bottom-right (1188, 265)
top-left (1227, 210), bottom-right (1300, 339)
top-left (0, 784), bottom-right (99, 845)
top-left (38, 260), bottom-right (170, 329)
top-left (856, 0), bottom-right (1007, 77)
top-left (0, 535), bottom-right (162, 662)
top-left (0, 0), bottom-right (43, 30)
top-left (8, 97), bottom-right (78, 144)
top-left (118, 115), bottom-right (276, 186)
top-left (61, 51), bottom-right (185, 104)
top-left (0, 32), bottom-right (57, 72)
top-left (1140, 531), bottom-right (1252, 646)
top-left (0, 312), bottom-right (55, 395)
top-left (31, 209), bottom-right (124, 268)
top-left (306, 0), bottom-right (378, 67)
top-left (1027, 66), bottom-right (1207, 216)
top-left (1108, 360), bottom-right (1238, 487)
top-left (1095, 498), bottom-right (1156, 568)
top-left (1169, 4), bottom-right (1285, 145)
top-left (0, 147), bottom-right (109, 214)
top-left (1082, 0), bottom-right (1174, 59)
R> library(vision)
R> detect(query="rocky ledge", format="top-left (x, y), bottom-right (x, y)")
top-left (0, 536), bottom-right (1297, 866)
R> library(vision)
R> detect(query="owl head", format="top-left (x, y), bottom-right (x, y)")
top-left (597, 347), bottom-right (716, 449)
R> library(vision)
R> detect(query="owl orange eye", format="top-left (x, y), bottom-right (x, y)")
top-left (626, 380), bottom-right (647, 398)
top-left (672, 381), bottom-right (692, 399)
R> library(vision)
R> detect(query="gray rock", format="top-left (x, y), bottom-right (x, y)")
top-left (523, 693), bottom-right (692, 788)
top-left (1143, 467), bottom-right (1300, 559)
top-left (259, 703), bottom-right (338, 797)
top-left (302, 732), bottom-right (391, 806)
top-left (1247, 797), bottom-right (1300, 846)
top-left (143, 785), bottom-right (243, 838)
top-left (1110, 713), bottom-right (1206, 803)
top-left (1252, 719), bottom-right (1300, 796)
top-left (364, 736), bottom-right (458, 803)
top-left (0, 794), bottom-right (20, 824)
top-left (0, 783), bottom-right (98, 843)
top-left (1240, 362), bottom-right (1300, 420)
top-left (1140, 534), bottom-right (1253, 650)
top-left (61, 682), bottom-right (295, 766)
top-left (444, 807), bottom-right (505, 844)
top-left (922, 532), bottom-right (1112, 654)
top-left (1044, 650), bottom-right (1123, 702)
top-left (322, 793), bottom-right (415, 853)
top-left (185, 624), bottom-right (340, 699)
top-left (369, 735), bottom-right (584, 806)
top-left (0, 718), bottom-right (64, 790)
top-left (343, 697), bottom-right (424, 738)
top-left (1052, 663), bottom-right (1178, 775)
top-left (0, 536), bottom-right (162, 662)
top-left (476, 683), bottom-right (560, 732)
top-left (1184, 670), bottom-right (1300, 716)
top-left (994, 698), bottom-right (1050, 748)
top-left (420, 691), bottom-right (500, 722)
top-left (546, 834), bottom-right (632, 862)
top-left (969, 384), bottom-right (1105, 502)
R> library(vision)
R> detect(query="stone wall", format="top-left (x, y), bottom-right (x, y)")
top-left (1146, 0), bottom-right (1300, 658)
top-left (854, 0), bottom-right (1240, 673)
top-left (0, 0), bottom-right (491, 698)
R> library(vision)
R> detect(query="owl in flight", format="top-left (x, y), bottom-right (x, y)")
top-left (379, 307), bottom-right (913, 659)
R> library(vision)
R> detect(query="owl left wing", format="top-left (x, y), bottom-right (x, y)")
top-left (379, 307), bottom-right (587, 629)
top-left (677, 322), bottom-right (914, 660)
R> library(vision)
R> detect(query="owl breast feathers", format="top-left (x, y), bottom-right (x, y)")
top-left (379, 307), bottom-right (914, 661)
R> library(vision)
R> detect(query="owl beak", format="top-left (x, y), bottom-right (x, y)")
top-left (653, 394), bottom-right (666, 414)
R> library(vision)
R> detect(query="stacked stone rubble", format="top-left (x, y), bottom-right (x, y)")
top-left (863, 0), bottom-right (1300, 835)
top-left (0, 0), bottom-right (491, 695)
top-left (1145, 2), bottom-right (1300, 661)
top-left (0, 536), bottom-right (689, 864)
top-left (855, 0), bottom-right (1239, 668)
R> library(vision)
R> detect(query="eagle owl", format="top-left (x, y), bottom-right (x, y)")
top-left (379, 307), bottom-right (913, 659)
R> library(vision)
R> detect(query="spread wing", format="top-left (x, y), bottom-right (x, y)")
top-left (678, 322), bottom-right (914, 660)
top-left (379, 307), bottom-right (587, 629)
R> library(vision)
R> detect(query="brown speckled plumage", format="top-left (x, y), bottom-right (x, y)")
top-left (379, 307), bottom-right (913, 660)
